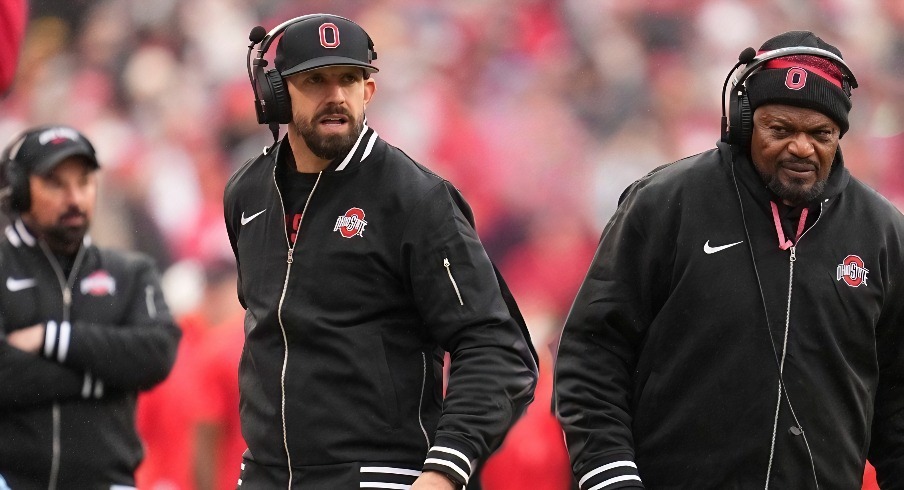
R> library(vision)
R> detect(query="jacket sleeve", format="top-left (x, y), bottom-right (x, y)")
top-left (0, 341), bottom-right (97, 408)
top-left (868, 253), bottom-right (904, 488)
top-left (224, 162), bottom-right (248, 309)
top-left (39, 254), bottom-right (180, 393)
top-left (554, 181), bottom-right (666, 490)
top-left (402, 181), bottom-right (538, 487)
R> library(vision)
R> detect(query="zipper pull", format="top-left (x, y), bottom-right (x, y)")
top-left (790, 246), bottom-right (796, 262)
top-left (287, 249), bottom-right (294, 264)
top-left (443, 257), bottom-right (464, 306)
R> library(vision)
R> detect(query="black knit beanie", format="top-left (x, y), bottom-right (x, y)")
top-left (746, 31), bottom-right (853, 136)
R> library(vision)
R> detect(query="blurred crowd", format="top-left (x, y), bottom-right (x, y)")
top-left (2, 0), bottom-right (901, 489)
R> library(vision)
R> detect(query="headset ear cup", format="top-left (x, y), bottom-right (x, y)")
top-left (10, 160), bottom-right (28, 212)
top-left (255, 67), bottom-right (292, 125)
top-left (0, 130), bottom-right (29, 213)
top-left (1, 157), bottom-right (28, 213)
top-left (727, 85), bottom-right (753, 148)
top-left (736, 91), bottom-right (753, 149)
top-left (266, 69), bottom-right (292, 124)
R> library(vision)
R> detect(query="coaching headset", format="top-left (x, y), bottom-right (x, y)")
top-left (720, 45), bottom-right (858, 149)
top-left (246, 14), bottom-right (378, 141)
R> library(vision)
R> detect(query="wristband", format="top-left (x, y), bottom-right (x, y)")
top-left (440, 471), bottom-right (462, 489)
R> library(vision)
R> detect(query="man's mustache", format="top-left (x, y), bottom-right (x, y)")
top-left (59, 208), bottom-right (87, 222)
top-left (315, 105), bottom-right (352, 120)
top-left (779, 157), bottom-right (819, 169)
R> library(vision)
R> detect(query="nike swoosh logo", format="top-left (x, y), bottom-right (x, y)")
top-left (703, 240), bottom-right (744, 254)
top-left (6, 277), bottom-right (36, 291)
top-left (241, 209), bottom-right (266, 226)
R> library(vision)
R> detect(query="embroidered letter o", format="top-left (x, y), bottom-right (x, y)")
top-left (320, 23), bottom-right (340, 48)
top-left (785, 67), bottom-right (807, 90)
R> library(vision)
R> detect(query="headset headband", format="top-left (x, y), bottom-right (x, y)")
top-left (247, 13), bottom-right (373, 82)
top-left (1, 129), bottom-right (29, 165)
top-left (256, 14), bottom-right (324, 61)
top-left (732, 46), bottom-right (858, 94)
top-left (721, 45), bottom-right (858, 143)
top-left (247, 14), bottom-right (323, 87)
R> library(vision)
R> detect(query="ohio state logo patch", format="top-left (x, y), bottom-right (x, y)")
top-left (80, 270), bottom-right (117, 296)
top-left (785, 67), bottom-right (808, 90)
top-left (836, 255), bottom-right (869, 287)
top-left (334, 207), bottom-right (368, 238)
top-left (319, 23), bottom-right (340, 48)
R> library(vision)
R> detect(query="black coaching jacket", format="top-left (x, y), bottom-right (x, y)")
top-left (224, 127), bottom-right (538, 488)
top-left (0, 219), bottom-right (180, 489)
top-left (555, 142), bottom-right (904, 489)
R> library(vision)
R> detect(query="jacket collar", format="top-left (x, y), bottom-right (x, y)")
top-left (332, 123), bottom-right (378, 171)
top-left (4, 217), bottom-right (92, 250)
top-left (272, 122), bottom-right (379, 173)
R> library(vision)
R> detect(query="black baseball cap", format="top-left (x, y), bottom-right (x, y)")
top-left (274, 14), bottom-right (378, 77)
top-left (7, 125), bottom-right (99, 175)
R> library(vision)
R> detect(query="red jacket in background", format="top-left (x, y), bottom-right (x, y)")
top-left (195, 321), bottom-right (246, 490)
top-left (0, 0), bottom-right (26, 94)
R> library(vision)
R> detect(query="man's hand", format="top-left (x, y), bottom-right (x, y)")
top-left (6, 323), bottom-right (45, 354)
top-left (411, 470), bottom-right (459, 490)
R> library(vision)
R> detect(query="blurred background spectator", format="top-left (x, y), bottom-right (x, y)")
top-left (136, 258), bottom-right (244, 490)
top-left (2, 1), bottom-right (898, 488)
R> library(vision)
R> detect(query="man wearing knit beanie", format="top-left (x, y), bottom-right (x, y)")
top-left (743, 30), bottom-right (857, 206)
top-left (557, 30), bottom-right (904, 490)
top-left (747, 31), bottom-right (853, 136)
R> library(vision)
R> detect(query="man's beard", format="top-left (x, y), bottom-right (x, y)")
top-left (760, 161), bottom-right (828, 205)
top-left (293, 108), bottom-right (363, 161)
top-left (42, 209), bottom-right (89, 255)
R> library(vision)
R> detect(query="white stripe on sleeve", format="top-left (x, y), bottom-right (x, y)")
top-left (579, 461), bottom-right (638, 488)
top-left (43, 320), bottom-right (58, 358)
top-left (588, 475), bottom-right (643, 490)
top-left (57, 321), bottom-right (71, 362)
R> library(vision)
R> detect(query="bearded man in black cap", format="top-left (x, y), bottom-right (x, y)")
top-left (225, 13), bottom-right (537, 489)
top-left (0, 125), bottom-right (181, 489)
top-left (555, 31), bottom-right (904, 489)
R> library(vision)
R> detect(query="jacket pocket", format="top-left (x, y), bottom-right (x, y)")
top-left (632, 370), bottom-right (662, 435)
top-left (374, 332), bottom-right (402, 430)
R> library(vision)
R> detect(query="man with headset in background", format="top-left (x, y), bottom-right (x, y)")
top-left (555, 30), bottom-right (904, 489)
top-left (0, 125), bottom-right (181, 489)
top-left (225, 13), bottom-right (537, 489)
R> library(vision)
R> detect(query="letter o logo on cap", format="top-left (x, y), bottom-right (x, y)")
top-left (785, 67), bottom-right (807, 90)
top-left (320, 23), bottom-right (340, 48)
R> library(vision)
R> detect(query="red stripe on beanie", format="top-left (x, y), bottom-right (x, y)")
top-left (759, 54), bottom-right (844, 89)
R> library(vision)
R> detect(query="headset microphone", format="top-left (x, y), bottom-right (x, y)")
top-left (249, 25), bottom-right (266, 45)
top-left (738, 47), bottom-right (758, 65)
top-left (720, 47), bottom-right (757, 143)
